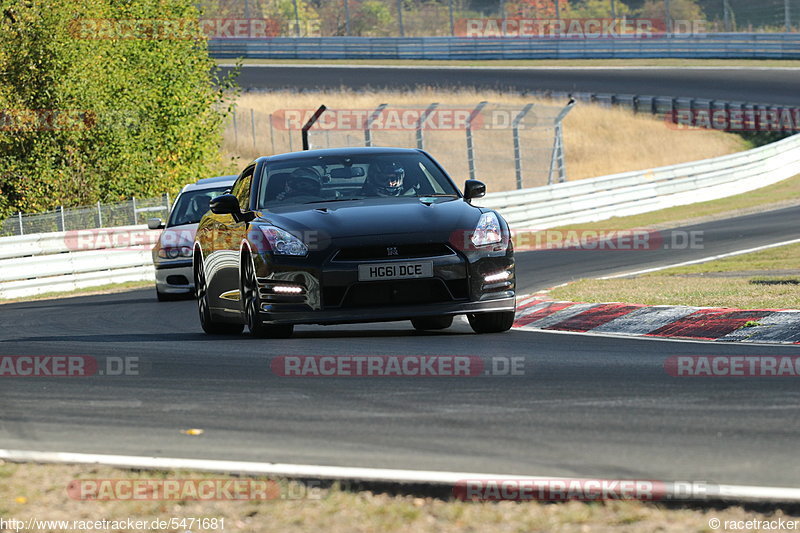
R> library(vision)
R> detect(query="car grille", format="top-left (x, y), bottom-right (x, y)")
top-left (331, 243), bottom-right (455, 262)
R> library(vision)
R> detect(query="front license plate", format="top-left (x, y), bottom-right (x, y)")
top-left (358, 261), bottom-right (434, 282)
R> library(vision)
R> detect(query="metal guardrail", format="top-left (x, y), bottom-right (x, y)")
top-left (1, 133), bottom-right (799, 299)
top-left (0, 226), bottom-right (158, 300)
top-left (539, 91), bottom-right (800, 134)
top-left (209, 33), bottom-right (800, 60)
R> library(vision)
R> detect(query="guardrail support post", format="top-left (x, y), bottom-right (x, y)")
top-left (302, 105), bottom-right (328, 151)
top-left (416, 103), bottom-right (439, 151)
top-left (365, 104), bottom-right (388, 147)
top-left (466, 101), bottom-right (488, 180)
top-left (512, 103), bottom-right (534, 190)
top-left (548, 99), bottom-right (576, 185)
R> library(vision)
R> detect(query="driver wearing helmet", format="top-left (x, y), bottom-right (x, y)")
top-left (276, 167), bottom-right (323, 202)
top-left (362, 160), bottom-right (409, 197)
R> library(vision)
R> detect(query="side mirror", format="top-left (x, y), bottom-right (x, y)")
top-left (209, 194), bottom-right (241, 215)
top-left (147, 218), bottom-right (165, 230)
top-left (209, 194), bottom-right (256, 223)
top-left (464, 180), bottom-right (486, 201)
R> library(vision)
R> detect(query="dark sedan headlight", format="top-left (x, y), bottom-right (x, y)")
top-left (471, 212), bottom-right (503, 247)
top-left (158, 246), bottom-right (193, 259)
top-left (259, 226), bottom-right (308, 257)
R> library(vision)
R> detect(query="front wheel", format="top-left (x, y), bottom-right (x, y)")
top-left (242, 254), bottom-right (294, 339)
top-left (196, 259), bottom-right (244, 335)
top-left (467, 311), bottom-right (515, 334)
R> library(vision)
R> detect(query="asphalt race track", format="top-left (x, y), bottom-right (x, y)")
top-left (1, 206), bottom-right (799, 487)
top-left (227, 65), bottom-right (800, 107)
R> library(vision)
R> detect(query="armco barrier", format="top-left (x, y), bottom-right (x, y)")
top-left (209, 33), bottom-right (800, 60)
top-left (0, 226), bottom-right (159, 300)
top-left (1, 134), bottom-right (799, 299)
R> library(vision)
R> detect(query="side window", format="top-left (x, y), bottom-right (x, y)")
top-left (231, 166), bottom-right (254, 210)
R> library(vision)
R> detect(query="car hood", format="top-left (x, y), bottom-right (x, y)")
top-left (258, 197), bottom-right (481, 240)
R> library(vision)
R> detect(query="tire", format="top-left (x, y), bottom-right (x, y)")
top-left (467, 311), bottom-right (515, 334)
top-left (411, 315), bottom-right (453, 331)
top-left (241, 254), bottom-right (294, 339)
top-left (195, 258), bottom-right (244, 335)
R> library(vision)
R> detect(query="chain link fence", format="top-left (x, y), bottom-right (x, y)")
top-left (1, 195), bottom-right (171, 237)
top-left (223, 100), bottom-right (575, 191)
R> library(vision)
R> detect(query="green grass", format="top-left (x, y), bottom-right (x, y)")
top-left (221, 58), bottom-right (800, 68)
top-left (0, 281), bottom-right (152, 304)
top-left (548, 243), bottom-right (800, 309)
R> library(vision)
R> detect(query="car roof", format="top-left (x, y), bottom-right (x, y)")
top-left (180, 175), bottom-right (237, 193)
top-left (264, 147), bottom-right (422, 163)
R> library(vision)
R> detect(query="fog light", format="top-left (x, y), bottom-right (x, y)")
top-left (484, 271), bottom-right (510, 283)
top-left (272, 285), bottom-right (304, 294)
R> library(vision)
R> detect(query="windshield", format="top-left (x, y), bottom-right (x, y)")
top-left (167, 186), bottom-right (229, 227)
top-left (257, 153), bottom-right (459, 209)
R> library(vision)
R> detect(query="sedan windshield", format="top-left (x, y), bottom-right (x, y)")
top-left (257, 152), bottom-right (460, 209)
top-left (167, 187), bottom-right (229, 227)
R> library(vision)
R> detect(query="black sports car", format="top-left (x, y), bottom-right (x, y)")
top-left (193, 147), bottom-right (515, 338)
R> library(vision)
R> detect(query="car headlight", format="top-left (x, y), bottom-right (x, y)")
top-left (260, 226), bottom-right (308, 256)
top-left (158, 246), bottom-right (192, 259)
top-left (471, 212), bottom-right (503, 247)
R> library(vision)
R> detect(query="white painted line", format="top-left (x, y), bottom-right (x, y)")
top-left (221, 63), bottom-right (800, 72)
top-left (2, 449), bottom-right (800, 503)
top-left (598, 238), bottom-right (800, 279)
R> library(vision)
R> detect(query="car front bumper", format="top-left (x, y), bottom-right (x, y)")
top-left (154, 260), bottom-right (194, 294)
top-left (251, 242), bottom-right (515, 326)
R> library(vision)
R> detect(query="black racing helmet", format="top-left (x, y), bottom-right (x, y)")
top-left (368, 160), bottom-right (405, 197)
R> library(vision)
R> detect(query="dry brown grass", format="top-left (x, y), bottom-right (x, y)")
top-left (2, 462), bottom-right (798, 533)
top-left (223, 88), bottom-right (746, 192)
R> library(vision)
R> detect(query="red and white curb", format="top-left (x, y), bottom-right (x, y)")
top-left (513, 295), bottom-right (800, 344)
